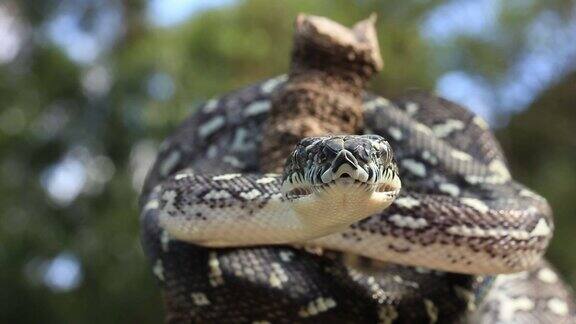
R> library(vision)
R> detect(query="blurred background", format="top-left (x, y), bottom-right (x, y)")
top-left (1, 0), bottom-right (574, 322)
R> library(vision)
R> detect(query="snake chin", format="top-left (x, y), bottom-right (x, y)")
top-left (286, 176), bottom-right (401, 234)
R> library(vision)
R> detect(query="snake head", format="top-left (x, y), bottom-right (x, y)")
top-left (280, 135), bottom-right (400, 232)
top-left (281, 134), bottom-right (401, 200)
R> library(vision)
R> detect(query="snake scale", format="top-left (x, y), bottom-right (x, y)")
top-left (140, 15), bottom-right (575, 323)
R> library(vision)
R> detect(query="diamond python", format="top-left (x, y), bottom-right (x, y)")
top-left (140, 75), bottom-right (575, 323)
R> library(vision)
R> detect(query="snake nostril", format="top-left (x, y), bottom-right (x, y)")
top-left (340, 173), bottom-right (351, 178)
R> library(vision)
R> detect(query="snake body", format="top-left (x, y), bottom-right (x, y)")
top-left (140, 76), bottom-right (575, 323)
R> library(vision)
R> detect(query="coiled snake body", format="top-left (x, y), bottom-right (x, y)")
top-left (141, 76), bottom-right (575, 323)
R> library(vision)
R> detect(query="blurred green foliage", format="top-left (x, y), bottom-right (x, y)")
top-left (0, 0), bottom-right (574, 322)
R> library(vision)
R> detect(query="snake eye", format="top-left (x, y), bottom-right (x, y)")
top-left (375, 141), bottom-right (392, 164)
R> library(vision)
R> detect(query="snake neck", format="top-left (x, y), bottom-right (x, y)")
top-left (158, 175), bottom-right (396, 247)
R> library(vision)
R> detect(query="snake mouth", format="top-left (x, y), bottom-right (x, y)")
top-left (284, 176), bottom-right (400, 200)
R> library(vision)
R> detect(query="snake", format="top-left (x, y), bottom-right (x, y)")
top-left (140, 76), bottom-right (575, 323)
top-left (140, 16), bottom-right (575, 324)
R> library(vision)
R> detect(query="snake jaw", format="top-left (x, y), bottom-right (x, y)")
top-left (282, 168), bottom-right (401, 200)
